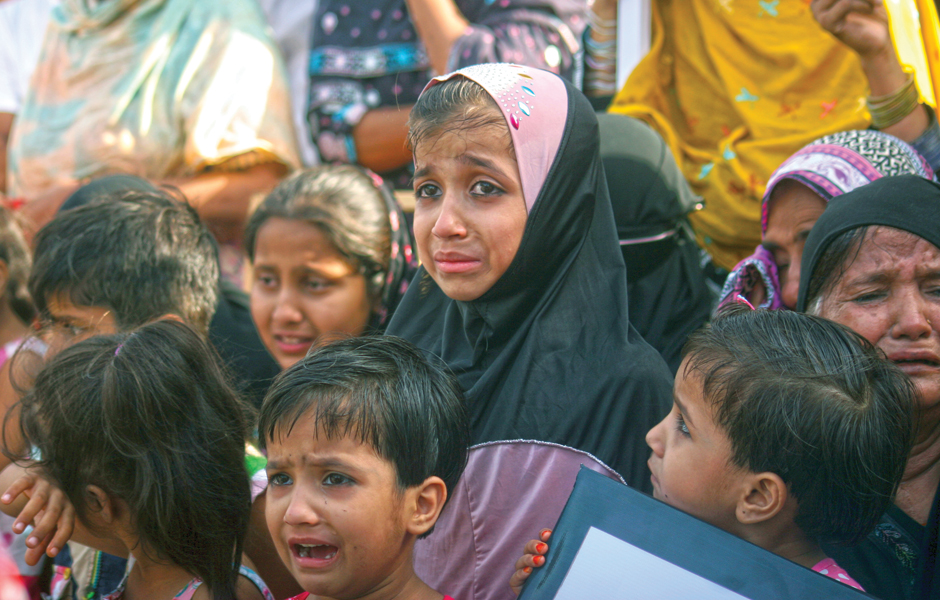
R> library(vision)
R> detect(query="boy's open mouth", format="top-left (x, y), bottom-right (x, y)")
top-left (295, 543), bottom-right (338, 561)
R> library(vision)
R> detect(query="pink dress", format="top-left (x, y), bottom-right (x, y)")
top-left (813, 557), bottom-right (865, 591)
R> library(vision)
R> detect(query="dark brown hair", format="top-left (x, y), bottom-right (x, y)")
top-left (11, 320), bottom-right (253, 600)
top-left (29, 191), bottom-right (218, 333)
top-left (683, 305), bottom-right (917, 545)
top-left (259, 335), bottom-right (470, 538)
top-left (407, 76), bottom-right (511, 158)
top-left (245, 166), bottom-right (391, 302)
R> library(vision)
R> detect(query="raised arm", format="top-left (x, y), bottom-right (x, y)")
top-left (812, 0), bottom-right (931, 144)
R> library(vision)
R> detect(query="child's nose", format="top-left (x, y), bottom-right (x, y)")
top-left (645, 419), bottom-right (666, 458)
top-left (283, 492), bottom-right (321, 526)
top-left (272, 289), bottom-right (304, 325)
top-left (431, 196), bottom-right (467, 239)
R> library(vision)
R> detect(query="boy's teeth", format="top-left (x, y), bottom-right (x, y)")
top-left (297, 544), bottom-right (337, 560)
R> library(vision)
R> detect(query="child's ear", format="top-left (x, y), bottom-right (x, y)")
top-left (84, 485), bottom-right (117, 524)
top-left (404, 476), bottom-right (447, 537)
top-left (735, 472), bottom-right (787, 525)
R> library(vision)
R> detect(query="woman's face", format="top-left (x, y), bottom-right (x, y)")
top-left (815, 226), bottom-right (940, 411)
top-left (250, 218), bottom-right (373, 370)
top-left (762, 180), bottom-right (828, 309)
top-left (412, 121), bottom-right (527, 302)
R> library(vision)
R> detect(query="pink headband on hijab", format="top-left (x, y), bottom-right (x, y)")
top-left (422, 63), bottom-right (569, 213)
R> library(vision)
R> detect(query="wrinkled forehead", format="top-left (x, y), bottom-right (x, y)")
top-left (423, 64), bottom-right (568, 212)
top-left (849, 226), bottom-right (940, 267)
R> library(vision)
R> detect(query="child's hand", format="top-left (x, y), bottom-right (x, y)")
top-left (1, 471), bottom-right (75, 565)
top-left (509, 529), bottom-right (551, 596)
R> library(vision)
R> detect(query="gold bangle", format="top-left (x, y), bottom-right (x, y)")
top-left (867, 69), bottom-right (920, 129)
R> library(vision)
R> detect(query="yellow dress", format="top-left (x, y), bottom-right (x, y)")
top-left (608, 0), bottom-right (870, 269)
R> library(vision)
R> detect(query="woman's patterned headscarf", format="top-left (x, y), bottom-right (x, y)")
top-left (720, 130), bottom-right (935, 311)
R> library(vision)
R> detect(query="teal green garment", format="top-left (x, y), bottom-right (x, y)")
top-left (9, 0), bottom-right (299, 197)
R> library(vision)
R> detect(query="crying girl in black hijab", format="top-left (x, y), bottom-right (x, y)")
top-left (386, 63), bottom-right (673, 487)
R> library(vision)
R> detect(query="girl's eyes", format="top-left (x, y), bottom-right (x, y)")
top-left (470, 180), bottom-right (503, 196)
top-left (415, 183), bottom-right (442, 199)
top-left (269, 472), bottom-right (293, 487)
top-left (675, 413), bottom-right (690, 437)
top-left (303, 277), bottom-right (333, 293)
top-left (323, 473), bottom-right (353, 486)
top-left (256, 273), bottom-right (278, 288)
top-left (414, 180), bottom-right (504, 199)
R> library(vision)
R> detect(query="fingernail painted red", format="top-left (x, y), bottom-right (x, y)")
top-left (533, 555), bottom-right (545, 566)
top-left (536, 543), bottom-right (547, 553)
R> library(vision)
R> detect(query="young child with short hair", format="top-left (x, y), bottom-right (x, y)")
top-left (0, 187), bottom-right (291, 599)
top-left (511, 307), bottom-right (917, 593)
top-left (259, 335), bottom-right (470, 600)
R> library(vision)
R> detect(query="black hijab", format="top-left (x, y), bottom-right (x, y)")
top-left (597, 112), bottom-right (712, 373)
top-left (797, 175), bottom-right (940, 313)
top-left (386, 65), bottom-right (673, 487)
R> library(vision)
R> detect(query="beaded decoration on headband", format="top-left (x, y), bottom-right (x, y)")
top-left (426, 63), bottom-right (568, 212)
top-left (441, 63), bottom-right (539, 131)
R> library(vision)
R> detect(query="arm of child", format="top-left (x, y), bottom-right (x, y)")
top-left (0, 462), bottom-right (74, 564)
top-left (508, 529), bottom-right (551, 596)
top-left (0, 463), bottom-right (128, 564)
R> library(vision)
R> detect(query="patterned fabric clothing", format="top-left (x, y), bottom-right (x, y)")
top-left (607, 0), bottom-right (873, 269)
top-left (812, 558), bottom-right (865, 591)
top-left (101, 559), bottom-right (274, 600)
top-left (718, 129), bottom-right (935, 311)
top-left (370, 172), bottom-right (418, 329)
top-left (823, 502), bottom-right (923, 600)
top-left (308, 0), bottom-right (586, 187)
top-left (759, 129), bottom-right (934, 235)
top-left (7, 0), bottom-right (300, 198)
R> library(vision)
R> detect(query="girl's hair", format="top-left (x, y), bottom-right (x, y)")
top-left (0, 205), bottom-right (34, 325)
top-left (683, 306), bottom-right (917, 545)
top-left (407, 76), bottom-right (510, 157)
top-left (11, 320), bottom-right (253, 600)
top-left (245, 166), bottom-right (392, 304)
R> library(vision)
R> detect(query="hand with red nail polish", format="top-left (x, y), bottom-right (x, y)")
top-left (508, 528), bottom-right (552, 595)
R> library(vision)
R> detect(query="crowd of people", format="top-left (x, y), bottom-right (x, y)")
top-left (0, 0), bottom-right (937, 599)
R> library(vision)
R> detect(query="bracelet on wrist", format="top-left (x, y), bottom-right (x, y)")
top-left (588, 9), bottom-right (617, 30)
top-left (867, 68), bottom-right (920, 129)
top-left (585, 36), bottom-right (616, 53)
